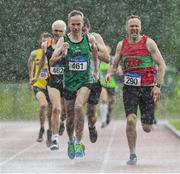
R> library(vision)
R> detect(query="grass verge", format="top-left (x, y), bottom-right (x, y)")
top-left (170, 119), bottom-right (180, 131)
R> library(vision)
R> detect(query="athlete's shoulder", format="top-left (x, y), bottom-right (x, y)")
top-left (117, 40), bottom-right (123, 49)
top-left (30, 49), bottom-right (38, 58)
top-left (146, 36), bottom-right (158, 52)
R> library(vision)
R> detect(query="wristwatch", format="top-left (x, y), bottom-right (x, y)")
top-left (156, 83), bottom-right (161, 88)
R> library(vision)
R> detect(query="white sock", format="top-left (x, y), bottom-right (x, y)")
top-left (51, 134), bottom-right (59, 143)
top-left (100, 103), bottom-right (108, 123)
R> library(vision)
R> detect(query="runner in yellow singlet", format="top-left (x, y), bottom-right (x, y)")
top-left (28, 32), bottom-right (52, 146)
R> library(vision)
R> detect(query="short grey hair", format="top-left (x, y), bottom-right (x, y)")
top-left (52, 20), bottom-right (67, 33)
top-left (68, 10), bottom-right (84, 21)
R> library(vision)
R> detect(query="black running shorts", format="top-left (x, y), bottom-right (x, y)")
top-left (123, 85), bottom-right (155, 124)
top-left (88, 80), bottom-right (102, 105)
top-left (33, 86), bottom-right (50, 103)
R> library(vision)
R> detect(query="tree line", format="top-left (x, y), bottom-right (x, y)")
top-left (1, 0), bottom-right (179, 84)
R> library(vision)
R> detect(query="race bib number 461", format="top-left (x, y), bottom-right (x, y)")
top-left (69, 62), bottom-right (87, 71)
top-left (124, 72), bottom-right (141, 86)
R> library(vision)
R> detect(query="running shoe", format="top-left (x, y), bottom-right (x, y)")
top-left (75, 143), bottom-right (85, 157)
top-left (126, 154), bottom-right (137, 165)
top-left (153, 118), bottom-right (157, 124)
top-left (67, 140), bottom-right (75, 159)
top-left (50, 140), bottom-right (59, 151)
top-left (37, 127), bottom-right (45, 142)
top-left (59, 122), bottom-right (65, 136)
top-left (46, 129), bottom-right (52, 147)
top-left (101, 122), bottom-right (106, 128)
top-left (89, 126), bottom-right (98, 143)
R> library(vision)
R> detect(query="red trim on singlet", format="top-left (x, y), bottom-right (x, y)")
top-left (120, 35), bottom-right (150, 57)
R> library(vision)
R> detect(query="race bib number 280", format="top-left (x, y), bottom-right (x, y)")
top-left (124, 72), bottom-right (141, 86)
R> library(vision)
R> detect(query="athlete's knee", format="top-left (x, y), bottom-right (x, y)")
top-left (52, 105), bottom-right (61, 115)
top-left (74, 104), bottom-right (83, 113)
top-left (87, 104), bottom-right (96, 116)
top-left (127, 113), bottom-right (136, 125)
top-left (61, 112), bottom-right (66, 121)
top-left (142, 124), bottom-right (152, 133)
top-left (40, 103), bottom-right (48, 112)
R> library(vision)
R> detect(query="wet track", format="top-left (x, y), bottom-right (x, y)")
top-left (0, 120), bottom-right (180, 173)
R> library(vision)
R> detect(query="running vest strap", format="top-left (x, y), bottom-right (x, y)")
top-left (63, 33), bottom-right (95, 92)
top-left (46, 38), bottom-right (65, 77)
top-left (33, 48), bottom-right (48, 89)
top-left (120, 35), bottom-right (155, 86)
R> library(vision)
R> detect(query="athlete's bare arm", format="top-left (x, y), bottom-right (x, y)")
top-left (93, 33), bottom-right (109, 63)
top-left (146, 38), bottom-right (166, 102)
top-left (105, 41), bottom-right (123, 82)
top-left (27, 50), bottom-right (37, 80)
top-left (27, 50), bottom-right (37, 88)
top-left (146, 38), bottom-right (166, 85)
top-left (88, 34), bottom-right (98, 76)
top-left (50, 37), bottom-right (66, 66)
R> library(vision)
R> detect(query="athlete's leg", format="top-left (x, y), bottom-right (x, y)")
top-left (65, 98), bottom-right (75, 141)
top-left (74, 87), bottom-right (90, 142)
top-left (107, 90), bottom-right (115, 125)
top-left (100, 87), bottom-right (108, 128)
top-left (46, 103), bottom-right (52, 147)
top-left (86, 103), bottom-right (98, 143)
top-left (126, 113), bottom-right (137, 155)
top-left (86, 81), bottom-right (101, 143)
top-left (59, 96), bottom-right (66, 135)
top-left (87, 104), bottom-right (97, 128)
top-left (139, 86), bottom-right (155, 133)
top-left (47, 86), bottom-right (61, 150)
top-left (36, 91), bottom-right (48, 142)
top-left (123, 85), bottom-right (139, 165)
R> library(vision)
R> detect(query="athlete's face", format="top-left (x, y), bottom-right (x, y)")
top-left (126, 18), bottom-right (141, 40)
top-left (40, 36), bottom-right (51, 44)
top-left (69, 15), bottom-right (84, 34)
top-left (52, 25), bottom-right (65, 39)
top-left (82, 24), bottom-right (89, 33)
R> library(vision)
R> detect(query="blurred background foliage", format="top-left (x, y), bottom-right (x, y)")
top-left (0, 0), bottom-right (180, 119)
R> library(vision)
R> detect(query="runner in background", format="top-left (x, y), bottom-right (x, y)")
top-left (82, 17), bottom-right (109, 141)
top-left (99, 45), bottom-right (123, 128)
top-left (31, 20), bottom-right (67, 150)
top-left (28, 32), bottom-right (52, 145)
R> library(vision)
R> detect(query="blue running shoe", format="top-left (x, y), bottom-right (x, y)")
top-left (67, 140), bottom-right (75, 159)
top-left (75, 143), bottom-right (85, 157)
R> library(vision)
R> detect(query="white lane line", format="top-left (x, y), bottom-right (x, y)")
top-left (0, 142), bottom-right (38, 167)
top-left (99, 122), bottom-right (117, 173)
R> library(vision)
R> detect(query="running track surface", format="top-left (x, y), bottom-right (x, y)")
top-left (0, 120), bottom-right (180, 173)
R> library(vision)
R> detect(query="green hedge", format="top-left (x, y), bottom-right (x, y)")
top-left (1, 83), bottom-right (180, 120)
top-left (0, 83), bottom-right (38, 120)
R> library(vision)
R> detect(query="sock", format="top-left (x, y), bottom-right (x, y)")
top-left (100, 103), bottom-right (108, 123)
top-left (51, 134), bottom-right (59, 143)
top-left (130, 149), bottom-right (136, 155)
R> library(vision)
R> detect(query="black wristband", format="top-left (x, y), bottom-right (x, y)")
top-left (156, 83), bottom-right (161, 88)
